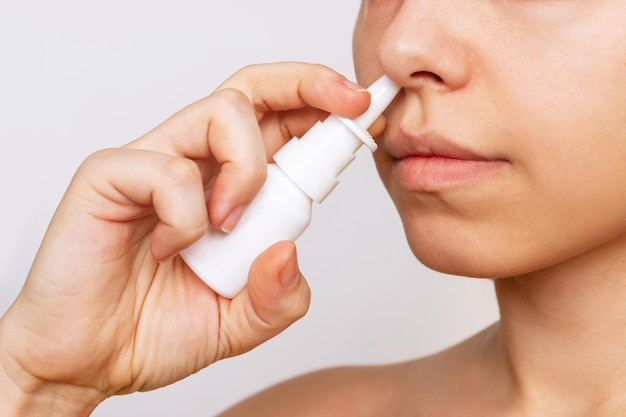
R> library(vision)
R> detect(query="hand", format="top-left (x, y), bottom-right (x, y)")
top-left (0, 62), bottom-right (372, 416)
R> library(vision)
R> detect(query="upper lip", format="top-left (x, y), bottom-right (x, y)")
top-left (383, 127), bottom-right (496, 161)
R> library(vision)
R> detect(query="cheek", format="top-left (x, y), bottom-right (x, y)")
top-left (486, 4), bottom-right (626, 166)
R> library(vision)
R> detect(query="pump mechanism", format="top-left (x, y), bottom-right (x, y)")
top-left (273, 75), bottom-right (401, 203)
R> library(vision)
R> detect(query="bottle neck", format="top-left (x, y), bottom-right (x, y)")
top-left (273, 136), bottom-right (339, 204)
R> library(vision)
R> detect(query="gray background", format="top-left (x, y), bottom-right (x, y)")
top-left (0, 1), bottom-right (498, 415)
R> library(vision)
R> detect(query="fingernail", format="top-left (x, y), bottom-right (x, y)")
top-left (342, 78), bottom-right (368, 93)
top-left (220, 205), bottom-right (246, 233)
top-left (279, 246), bottom-right (299, 288)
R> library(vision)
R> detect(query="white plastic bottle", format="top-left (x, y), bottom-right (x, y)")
top-left (180, 75), bottom-right (400, 298)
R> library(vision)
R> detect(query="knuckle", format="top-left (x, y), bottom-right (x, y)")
top-left (234, 63), bottom-right (261, 76)
top-left (178, 220), bottom-right (208, 247)
top-left (308, 62), bottom-right (332, 74)
top-left (221, 157), bottom-right (267, 182)
top-left (293, 284), bottom-right (311, 319)
top-left (230, 163), bottom-right (267, 192)
top-left (232, 62), bottom-right (281, 81)
top-left (77, 148), bottom-right (116, 174)
top-left (82, 147), bottom-right (115, 164)
top-left (211, 87), bottom-right (251, 109)
top-left (159, 156), bottom-right (201, 188)
top-left (280, 279), bottom-right (311, 324)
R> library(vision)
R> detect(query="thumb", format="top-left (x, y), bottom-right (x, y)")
top-left (247, 241), bottom-right (311, 327)
top-left (220, 241), bottom-right (311, 358)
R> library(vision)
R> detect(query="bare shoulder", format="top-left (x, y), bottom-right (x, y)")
top-left (217, 324), bottom-right (500, 417)
top-left (216, 362), bottom-right (413, 417)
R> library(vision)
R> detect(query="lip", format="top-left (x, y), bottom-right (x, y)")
top-left (384, 129), bottom-right (508, 192)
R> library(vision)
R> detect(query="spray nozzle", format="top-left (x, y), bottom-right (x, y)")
top-left (337, 75), bottom-right (401, 152)
top-left (353, 75), bottom-right (401, 131)
top-left (273, 75), bottom-right (401, 203)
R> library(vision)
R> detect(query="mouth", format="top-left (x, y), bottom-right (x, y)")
top-left (383, 129), bottom-right (509, 192)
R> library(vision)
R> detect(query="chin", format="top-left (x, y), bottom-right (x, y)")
top-left (408, 242), bottom-right (498, 279)
top-left (401, 223), bottom-right (547, 280)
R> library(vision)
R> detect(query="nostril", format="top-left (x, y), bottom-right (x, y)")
top-left (411, 71), bottom-right (444, 83)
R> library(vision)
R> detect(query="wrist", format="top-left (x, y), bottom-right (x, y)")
top-left (0, 317), bottom-right (104, 417)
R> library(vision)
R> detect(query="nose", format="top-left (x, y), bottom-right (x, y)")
top-left (376, 1), bottom-right (473, 93)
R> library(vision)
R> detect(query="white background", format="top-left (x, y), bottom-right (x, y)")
top-left (0, 1), bottom-right (499, 415)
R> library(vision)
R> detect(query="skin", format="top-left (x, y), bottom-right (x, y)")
top-left (220, 1), bottom-right (626, 416)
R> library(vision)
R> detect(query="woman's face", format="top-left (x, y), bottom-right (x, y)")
top-left (353, 1), bottom-right (626, 278)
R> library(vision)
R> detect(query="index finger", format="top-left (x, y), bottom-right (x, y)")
top-left (217, 62), bottom-right (371, 120)
top-left (128, 62), bottom-right (371, 159)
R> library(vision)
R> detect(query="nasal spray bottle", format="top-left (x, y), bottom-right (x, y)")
top-left (181, 75), bottom-right (400, 298)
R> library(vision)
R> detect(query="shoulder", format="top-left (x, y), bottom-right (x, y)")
top-left (216, 363), bottom-right (412, 417)
top-left (217, 324), bottom-right (499, 417)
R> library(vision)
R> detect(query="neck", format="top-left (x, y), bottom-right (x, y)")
top-left (493, 234), bottom-right (626, 414)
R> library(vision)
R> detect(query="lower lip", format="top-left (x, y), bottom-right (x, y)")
top-left (393, 156), bottom-right (507, 191)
